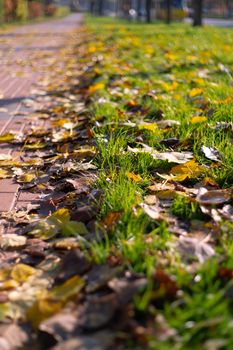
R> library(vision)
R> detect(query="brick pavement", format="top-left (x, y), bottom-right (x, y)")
top-left (0, 14), bottom-right (82, 217)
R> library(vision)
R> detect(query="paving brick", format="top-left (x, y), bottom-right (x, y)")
top-left (0, 179), bottom-right (19, 194)
top-left (17, 191), bottom-right (39, 202)
top-left (0, 13), bottom-right (82, 217)
top-left (0, 192), bottom-right (17, 212)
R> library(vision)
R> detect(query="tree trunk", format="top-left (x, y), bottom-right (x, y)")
top-left (0, 0), bottom-right (4, 23)
top-left (193, 0), bottom-right (203, 26)
top-left (89, 0), bottom-right (94, 14)
top-left (166, 0), bottom-right (172, 24)
top-left (137, 0), bottom-right (142, 20)
top-left (98, 0), bottom-right (104, 16)
top-left (146, 0), bottom-right (152, 23)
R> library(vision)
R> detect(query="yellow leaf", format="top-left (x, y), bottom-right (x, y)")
top-left (27, 276), bottom-right (84, 328)
top-left (190, 116), bottom-right (207, 124)
top-left (72, 146), bottom-right (96, 158)
top-left (17, 173), bottom-right (36, 184)
top-left (0, 268), bottom-right (11, 282)
top-left (0, 169), bottom-right (11, 179)
top-left (27, 299), bottom-right (63, 328)
top-left (88, 82), bottom-right (105, 94)
top-left (161, 81), bottom-right (178, 91)
top-left (171, 160), bottom-right (204, 177)
top-left (0, 133), bottom-right (15, 143)
top-left (126, 171), bottom-right (142, 183)
top-left (48, 275), bottom-right (85, 301)
top-left (0, 304), bottom-right (10, 322)
top-left (156, 173), bottom-right (189, 182)
top-left (138, 123), bottom-right (158, 132)
top-left (24, 142), bottom-right (47, 150)
top-left (189, 88), bottom-right (203, 97)
top-left (165, 52), bottom-right (177, 61)
top-left (10, 264), bottom-right (36, 283)
top-left (0, 279), bottom-right (19, 291)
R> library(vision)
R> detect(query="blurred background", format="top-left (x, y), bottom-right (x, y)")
top-left (0, 0), bottom-right (232, 24)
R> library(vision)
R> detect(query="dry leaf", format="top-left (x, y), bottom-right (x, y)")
top-left (0, 234), bottom-right (27, 250)
top-left (128, 144), bottom-right (193, 164)
top-left (201, 146), bottom-right (221, 162)
top-left (0, 133), bottom-right (15, 143)
top-left (196, 188), bottom-right (231, 205)
top-left (191, 116), bottom-right (207, 124)
top-left (126, 172), bottom-right (142, 182)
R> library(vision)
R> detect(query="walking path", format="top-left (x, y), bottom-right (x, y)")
top-left (0, 14), bottom-right (82, 216)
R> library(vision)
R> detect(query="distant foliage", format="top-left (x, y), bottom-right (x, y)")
top-left (28, 1), bottom-right (43, 19)
top-left (4, 0), bottom-right (17, 21)
top-left (1, 0), bottom-right (58, 23)
top-left (16, 0), bottom-right (28, 21)
top-left (45, 4), bottom-right (57, 17)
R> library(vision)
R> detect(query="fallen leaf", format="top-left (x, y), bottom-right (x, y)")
top-left (140, 203), bottom-right (162, 220)
top-left (10, 264), bottom-right (36, 283)
top-left (201, 146), bottom-right (221, 162)
top-left (189, 88), bottom-right (203, 97)
top-left (0, 169), bottom-right (12, 179)
top-left (86, 265), bottom-right (121, 293)
top-left (128, 145), bottom-right (193, 164)
top-left (27, 276), bottom-right (84, 328)
top-left (80, 293), bottom-right (118, 330)
top-left (52, 331), bottom-right (114, 350)
top-left (218, 205), bottom-right (233, 220)
top-left (29, 208), bottom-right (88, 240)
top-left (0, 154), bottom-right (12, 161)
top-left (0, 133), bottom-right (15, 143)
top-left (39, 308), bottom-right (79, 342)
top-left (171, 160), bottom-right (204, 179)
top-left (190, 116), bottom-right (207, 124)
top-left (17, 173), bottom-right (36, 184)
top-left (196, 188), bottom-right (231, 205)
top-left (55, 249), bottom-right (90, 283)
top-left (0, 323), bottom-right (32, 350)
top-left (126, 171), bottom-right (142, 182)
top-left (48, 275), bottom-right (85, 302)
top-left (88, 82), bottom-right (105, 94)
top-left (177, 235), bottom-right (215, 263)
top-left (0, 234), bottom-right (27, 250)
top-left (138, 123), bottom-right (158, 132)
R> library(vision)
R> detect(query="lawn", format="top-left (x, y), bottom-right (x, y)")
top-left (83, 17), bottom-right (233, 349)
top-left (0, 16), bottom-right (233, 349)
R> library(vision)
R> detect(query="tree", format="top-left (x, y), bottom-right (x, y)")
top-left (193, 0), bottom-right (203, 26)
top-left (137, 0), bottom-right (142, 20)
top-left (166, 0), bottom-right (172, 24)
top-left (0, 0), bottom-right (4, 23)
top-left (98, 0), bottom-right (104, 16)
top-left (146, 0), bottom-right (152, 23)
top-left (89, 0), bottom-right (94, 14)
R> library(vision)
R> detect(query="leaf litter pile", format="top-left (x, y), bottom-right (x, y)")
top-left (0, 18), bottom-right (233, 349)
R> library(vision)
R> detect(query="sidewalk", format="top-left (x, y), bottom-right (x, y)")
top-left (0, 14), bottom-right (82, 216)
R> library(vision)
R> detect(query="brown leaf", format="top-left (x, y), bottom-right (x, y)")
top-left (80, 293), bottom-right (118, 330)
top-left (128, 144), bottom-right (193, 164)
top-left (177, 235), bottom-right (215, 263)
top-left (86, 265), bottom-right (121, 293)
top-left (39, 308), bottom-right (79, 342)
top-left (108, 276), bottom-right (147, 305)
top-left (0, 323), bottom-right (32, 350)
top-left (55, 249), bottom-right (91, 283)
top-left (52, 330), bottom-right (114, 350)
top-left (196, 188), bottom-right (231, 205)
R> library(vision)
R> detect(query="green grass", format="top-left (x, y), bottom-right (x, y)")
top-left (81, 16), bottom-right (233, 349)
